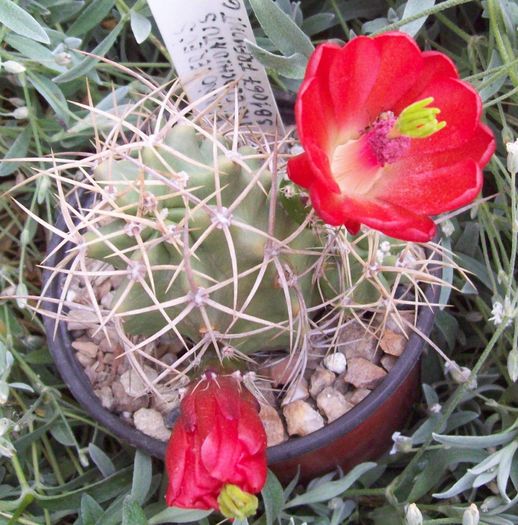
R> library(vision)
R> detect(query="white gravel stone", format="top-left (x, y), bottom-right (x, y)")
top-left (316, 386), bottom-right (353, 422)
top-left (337, 321), bottom-right (380, 362)
top-left (344, 357), bottom-right (387, 389)
top-left (120, 366), bottom-right (158, 398)
top-left (381, 354), bottom-right (398, 372)
top-left (309, 367), bottom-right (335, 398)
top-left (95, 386), bottom-right (114, 410)
top-left (345, 388), bottom-right (371, 405)
top-left (259, 404), bottom-right (287, 446)
top-left (380, 329), bottom-right (406, 356)
top-left (133, 408), bottom-right (170, 441)
top-left (323, 353), bottom-right (347, 374)
top-left (283, 400), bottom-right (324, 436)
top-left (72, 340), bottom-right (98, 359)
top-left (281, 377), bottom-right (309, 406)
top-left (67, 309), bottom-right (99, 330)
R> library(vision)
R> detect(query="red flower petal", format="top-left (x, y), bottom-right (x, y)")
top-left (165, 423), bottom-right (189, 505)
top-left (296, 76), bottom-right (333, 150)
top-left (235, 454), bottom-right (268, 493)
top-left (287, 150), bottom-right (339, 194)
top-left (363, 32), bottom-right (424, 121)
top-left (201, 418), bottom-right (240, 481)
top-left (310, 187), bottom-right (435, 242)
top-left (392, 123), bottom-right (495, 173)
top-left (327, 36), bottom-right (381, 133)
top-left (402, 77), bottom-right (482, 156)
top-left (379, 158), bottom-right (482, 215)
top-left (290, 32), bottom-right (494, 241)
top-left (165, 374), bottom-right (267, 512)
top-left (392, 51), bottom-right (459, 113)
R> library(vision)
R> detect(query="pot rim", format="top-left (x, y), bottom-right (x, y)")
top-left (42, 193), bottom-right (440, 463)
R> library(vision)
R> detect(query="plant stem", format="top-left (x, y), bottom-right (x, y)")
top-left (329, 0), bottom-right (349, 38)
top-left (487, 0), bottom-right (518, 88)
top-left (372, 0), bottom-right (474, 35)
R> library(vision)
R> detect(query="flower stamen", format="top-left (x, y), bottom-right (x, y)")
top-left (218, 483), bottom-right (259, 519)
top-left (393, 97), bottom-right (446, 139)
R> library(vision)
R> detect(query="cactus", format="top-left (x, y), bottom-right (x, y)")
top-left (85, 123), bottom-right (320, 354)
top-left (31, 76), bottom-right (443, 386)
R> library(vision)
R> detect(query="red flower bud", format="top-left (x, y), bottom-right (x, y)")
top-left (288, 32), bottom-right (495, 242)
top-left (165, 372), bottom-right (267, 513)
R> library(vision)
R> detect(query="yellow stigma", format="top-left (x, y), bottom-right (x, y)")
top-left (218, 484), bottom-right (259, 520)
top-left (394, 97), bottom-right (446, 138)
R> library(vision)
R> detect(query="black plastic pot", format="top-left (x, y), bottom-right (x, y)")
top-left (42, 196), bottom-right (440, 482)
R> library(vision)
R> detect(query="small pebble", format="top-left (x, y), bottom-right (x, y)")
top-left (316, 387), bottom-right (353, 422)
top-left (120, 366), bottom-right (158, 398)
top-left (112, 381), bottom-right (149, 412)
top-left (381, 354), bottom-right (398, 372)
top-left (94, 386), bottom-right (114, 410)
top-left (72, 340), bottom-right (98, 359)
top-left (76, 352), bottom-right (94, 368)
top-left (281, 377), bottom-right (309, 406)
top-left (152, 386), bottom-right (180, 415)
top-left (259, 404), bottom-right (288, 446)
top-left (309, 367), bottom-right (335, 398)
top-left (338, 321), bottom-right (380, 362)
top-left (67, 309), bottom-right (99, 330)
top-left (344, 357), bottom-right (387, 389)
top-left (283, 400), bottom-right (324, 436)
top-left (264, 356), bottom-right (292, 386)
top-left (380, 329), bottom-right (406, 357)
top-left (345, 388), bottom-right (371, 405)
top-left (134, 408), bottom-right (171, 441)
top-left (323, 353), bottom-right (347, 374)
top-left (385, 310), bottom-right (414, 335)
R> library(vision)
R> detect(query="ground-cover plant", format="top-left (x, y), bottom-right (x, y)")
top-left (0, 0), bottom-right (517, 524)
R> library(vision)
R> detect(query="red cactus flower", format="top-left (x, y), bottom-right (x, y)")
top-left (287, 32), bottom-right (495, 242)
top-left (165, 372), bottom-right (267, 518)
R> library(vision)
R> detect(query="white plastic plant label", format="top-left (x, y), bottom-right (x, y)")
top-left (147, 0), bottom-right (283, 132)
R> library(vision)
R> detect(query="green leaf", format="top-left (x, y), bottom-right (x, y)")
top-left (434, 310), bottom-right (459, 351)
top-left (456, 253), bottom-right (493, 290)
top-left (508, 348), bottom-right (518, 382)
top-left (4, 33), bottom-right (63, 73)
top-left (301, 13), bottom-right (336, 36)
top-left (408, 448), bottom-right (487, 501)
top-left (122, 496), bottom-right (147, 525)
top-left (28, 71), bottom-right (71, 125)
top-left (433, 429), bottom-right (518, 449)
top-left (130, 450), bottom-right (152, 505)
top-left (438, 237), bottom-right (453, 308)
top-left (88, 443), bottom-right (116, 478)
top-left (0, 126), bottom-right (31, 177)
top-left (433, 470), bottom-right (477, 499)
top-left (284, 463), bottom-right (376, 508)
top-left (0, 0), bottom-right (50, 43)
top-left (498, 442), bottom-right (518, 500)
top-left (80, 493), bottom-right (103, 525)
top-left (399, 0), bottom-right (436, 36)
top-left (148, 507), bottom-right (212, 524)
top-left (35, 467), bottom-right (133, 511)
top-left (47, 0), bottom-right (84, 25)
top-left (261, 470), bottom-right (284, 525)
top-left (246, 41), bottom-right (307, 79)
top-left (249, 0), bottom-right (313, 57)
top-left (130, 10), bottom-right (151, 44)
top-left (68, 0), bottom-right (115, 37)
top-left (53, 20), bottom-right (124, 83)
top-left (50, 421), bottom-right (76, 446)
